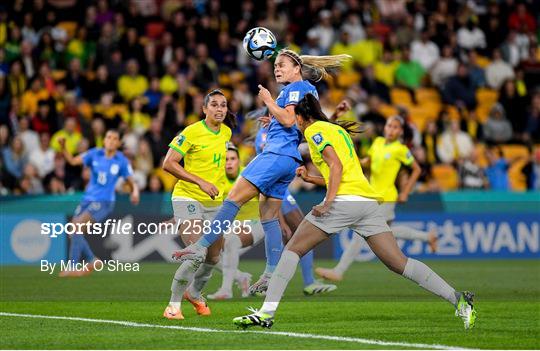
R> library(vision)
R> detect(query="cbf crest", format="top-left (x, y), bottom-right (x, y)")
top-left (311, 133), bottom-right (323, 145)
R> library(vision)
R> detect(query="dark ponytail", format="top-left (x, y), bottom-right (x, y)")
top-left (203, 89), bottom-right (237, 129)
top-left (295, 94), bottom-right (363, 135)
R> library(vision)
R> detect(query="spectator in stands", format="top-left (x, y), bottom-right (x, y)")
top-left (437, 120), bottom-right (474, 164)
top-left (330, 30), bottom-right (355, 71)
top-left (442, 63), bottom-right (477, 110)
top-left (211, 31), bottom-right (237, 72)
top-left (66, 27), bottom-right (95, 69)
top-left (146, 174), bottom-right (164, 193)
top-left (498, 79), bottom-right (528, 142)
top-left (308, 9), bottom-right (335, 54)
top-left (2, 136), bottom-right (27, 189)
top-left (508, 3), bottom-right (536, 33)
top-left (484, 147), bottom-right (510, 191)
top-left (134, 139), bottom-right (154, 181)
top-left (360, 66), bottom-right (390, 103)
top-left (374, 49), bottom-right (399, 88)
top-left (117, 59), bottom-right (148, 102)
top-left (19, 163), bottom-right (44, 195)
top-left (120, 27), bottom-right (145, 64)
top-left (302, 29), bottom-right (324, 56)
top-left (467, 50), bottom-right (486, 89)
top-left (7, 60), bottom-right (27, 98)
top-left (17, 117), bottom-right (39, 157)
top-left (142, 41), bottom-right (160, 78)
top-left (421, 121), bottom-right (440, 165)
top-left (360, 95), bottom-right (387, 136)
top-left (352, 26), bottom-right (383, 68)
top-left (159, 61), bottom-right (179, 96)
top-left (0, 74), bottom-right (9, 121)
top-left (430, 45), bottom-right (458, 89)
top-left (144, 77), bottom-right (163, 114)
top-left (526, 90), bottom-right (540, 143)
top-left (483, 103), bottom-right (513, 144)
top-left (144, 118), bottom-right (168, 168)
top-left (86, 118), bottom-right (104, 149)
top-left (411, 30), bottom-right (440, 71)
top-left (50, 117), bottom-right (82, 155)
top-left (86, 65), bottom-right (115, 103)
top-left (340, 13), bottom-right (365, 43)
top-left (395, 14), bottom-right (416, 48)
top-left (412, 146), bottom-right (439, 192)
top-left (20, 40), bottom-right (36, 79)
top-left (395, 46), bottom-right (425, 96)
top-left (123, 97), bottom-right (151, 136)
top-left (457, 18), bottom-right (486, 52)
top-left (485, 49), bottom-right (515, 90)
top-left (62, 58), bottom-right (87, 98)
top-left (500, 31), bottom-right (529, 67)
top-left (458, 150), bottom-right (487, 190)
top-left (191, 43), bottom-right (218, 91)
top-left (20, 77), bottom-right (48, 117)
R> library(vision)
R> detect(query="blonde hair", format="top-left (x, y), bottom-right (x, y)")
top-left (278, 49), bottom-right (352, 81)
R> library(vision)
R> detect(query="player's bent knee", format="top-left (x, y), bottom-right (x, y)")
top-left (205, 255), bottom-right (220, 265)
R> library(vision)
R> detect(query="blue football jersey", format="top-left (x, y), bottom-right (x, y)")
top-left (255, 126), bottom-right (268, 155)
top-left (264, 80), bottom-right (318, 161)
top-left (81, 148), bottom-right (133, 202)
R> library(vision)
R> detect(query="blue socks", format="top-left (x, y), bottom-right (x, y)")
top-left (69, 234), bottom-right (94, 263)
top-left (199, 199), bottom-right (240, 248)
top-left (262, 218), bottom-right (283, 273)
top-left (300, 249), bottom-right (315, 286)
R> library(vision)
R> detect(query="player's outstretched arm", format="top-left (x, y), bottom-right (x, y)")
top-left (296, 166), bottom-right (326, 187)
top-left (162, 147), bottom-right (219, 199)
top-left (125, 176), bottom-right (140, 205)
top-left (398, 160), bottom-right (421, 203)
top-left (58, 137), bottom-right (83, 166)
top-left (258, 85), bottom-right (296, 127)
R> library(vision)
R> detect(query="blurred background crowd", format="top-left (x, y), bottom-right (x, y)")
top-left (1, 0), bottom-right (540, 197)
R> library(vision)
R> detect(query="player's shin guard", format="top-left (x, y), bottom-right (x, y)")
top-left (198, 200), bottom-right (240, 248)
top-left (300, 250), bottom-right (315, 286)
top-left (261, 250), bottom-right (300, 316)
top-left (221, 234), bottom-right (242, 293)
top-left (188, 263), bottom-right (215, 299)
top-left (170, 260), bottom-right (200, 308)
top-left (262, 218), bottom-right (283, 273)
top-left (402, 258), bottom-right (458, 305)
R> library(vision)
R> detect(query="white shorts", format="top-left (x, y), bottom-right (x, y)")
top-left (172, 197), bottom-right (221, 222)
top-left (380, 202), bottom-right (396, 222)
top-left (305, 195), bottom-right (391, 238)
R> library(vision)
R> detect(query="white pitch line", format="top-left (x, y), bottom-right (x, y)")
top-left (0, 312), bottom-right (474, 350)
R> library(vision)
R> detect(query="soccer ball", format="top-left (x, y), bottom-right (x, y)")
top-left (243, 27), bottom-right (277, 61)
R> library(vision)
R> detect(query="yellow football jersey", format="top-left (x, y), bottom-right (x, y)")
top-left (304, 121), bottom-right (381, 200)
top-left (223, 167), bottom-right (259, 220)
top-left (368, 136), bottom-right (414, 201)
top-left (168, 120), bottom-right (232, 205)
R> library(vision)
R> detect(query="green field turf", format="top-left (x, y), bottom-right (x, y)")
top-left (1, 259), bottom-right (539, 349)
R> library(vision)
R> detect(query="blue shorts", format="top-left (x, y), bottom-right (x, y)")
top-left (281, 189), bottom-right (301, 215)
top-left (74, 200), bottom-right (114, 222)
top-left (241, 152), bottom-right (300, 199)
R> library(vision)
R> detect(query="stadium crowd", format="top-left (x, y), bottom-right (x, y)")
top-left (1, 0), bottom-right (539, 196)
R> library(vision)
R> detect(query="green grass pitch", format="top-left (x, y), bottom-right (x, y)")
top-left (1, 259), bottom-right (539, 349)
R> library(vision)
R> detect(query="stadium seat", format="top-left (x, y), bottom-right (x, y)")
top-left (336, 71), bottom-right (361, 88)
top-left (57, 21), bottom-right (77, 38)
top-left (501, 145), bottom-right (529, 160)
top-left (378, 104), bottom-right (398, 118)
top-left (390, 88), bottom-right (413, 106)
top-left (416, 88), bottom-right (441, 105)
top-left (146, 22), bottom-right (166, 39)
top-left (476, 88), bottom-right (498, 108)
top-left (431, 164), bottom-right (459, 191)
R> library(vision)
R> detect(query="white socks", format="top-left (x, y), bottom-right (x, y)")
top-left (334, 234), bottom-right (362, 274)
top-left (169, 260), bottom-right (199, 308)
top-left (391, 225), bottom-right (430, 241)
top-left (188, 263), bottom-right (215, 299)
top-left (402, 258), bottom-right (458, 305)
top-left (260, 250), bottom-right (300, 316)
top-left (220, 235), bottom-right (243, 293)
